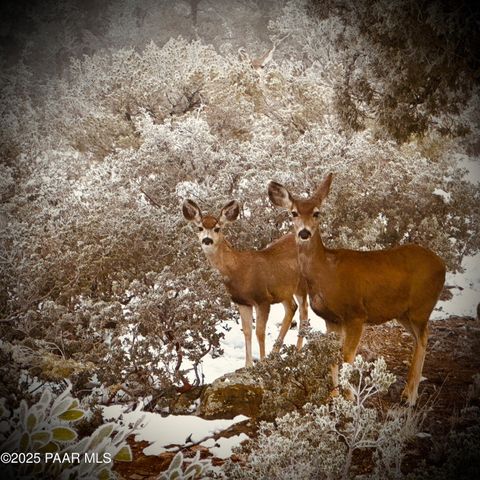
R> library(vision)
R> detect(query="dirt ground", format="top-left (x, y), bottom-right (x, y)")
top-left (114, 316), bottom-right (480, 479)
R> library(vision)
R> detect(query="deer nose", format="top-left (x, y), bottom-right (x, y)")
top-left (202, 237), bottom-right (214, 245)
top-left (298, 229), bottom-right (311, 240)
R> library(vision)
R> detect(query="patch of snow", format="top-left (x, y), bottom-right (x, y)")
top-left (432, 188), bottom-right (451, 204)
top-left (454, 153), bottom-right (480, 184)
top-left (201, 433), bottom-right (249, 458)
top-left (175, 181), bottom-right (208, 200)
top-left (102, 407), bottom-right (248, 456)
top-left (433, 252), bottom-right (480, 320)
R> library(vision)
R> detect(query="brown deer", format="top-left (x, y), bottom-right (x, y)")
top-left (182, 199), bottom-right (308, 367)
top-left (268, 174), bottom-right (446, 405)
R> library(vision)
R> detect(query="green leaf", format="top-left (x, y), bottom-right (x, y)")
top-left (169, 451), bottom-right (183, 471)
top-left (51, 397), bottom-right (73, 418)
top-left (113, 445), bottom-right (132, 462)
top-left (88, 423), bottom-right (115, 450)
top-left (19, 399), bottom-right (28, 423)
top-left (52, 426), bottom-right (77, 442)
top-left (31, 431), bottom-right (51, 446)
top-left (38, 389), bottom-right (52, 408)
top-left (38, 441), bottom-right (59, 454)
top-left (98, 467), bottom-right (112, 480)
top-left (63, 436), bottom-right (89, 455)
top-left (58, 409), bottom-right (85, 421)
top-left (20, 432), bottom-right (30, 451)
top-left (26, 412), bottom-right (37, 432)
top-left (185, 463), bottom-right (202, 476)
top-left (169, 468), bottom-right (182, 479)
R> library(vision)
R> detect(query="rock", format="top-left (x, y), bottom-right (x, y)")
top-left (170, 386), bottom-right (205, 414)
top-left (197, 369), bottom-right (263, 420)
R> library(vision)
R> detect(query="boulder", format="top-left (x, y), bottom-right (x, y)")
top-left (170, 386), bottom-right (205, 415)
top-left (197, 369), bottom-right (263, 420)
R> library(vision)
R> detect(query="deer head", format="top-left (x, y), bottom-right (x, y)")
top-left (268, 173), bottom-right (333, 242)
top-left (182, 199), bottom-right (240, 251)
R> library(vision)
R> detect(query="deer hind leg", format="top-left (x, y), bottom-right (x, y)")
top-left (237, 304), bottom-right (254, 367)
top-left (254, 303), bottom-right (271, 360)
top-left (295, 293), bottom-right (309, 350)
top-left (398, 315), bottom-right (429, 406)
top-left (272, 298), bottom-right (297, 353)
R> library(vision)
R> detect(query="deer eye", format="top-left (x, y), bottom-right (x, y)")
top-left (313, 211), bottom-right (320, 218)
top-left (291, 211), bottom-right (298, 217)
top-left (198, 227), bottom-right (204, 232)
top-left (214, 227), bottom-right (220, 233)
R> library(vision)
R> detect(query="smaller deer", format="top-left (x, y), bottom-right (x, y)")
top-left (268, 174), bottom-right (446, 405)
top-left (182, 199), bottom-right (308, 367)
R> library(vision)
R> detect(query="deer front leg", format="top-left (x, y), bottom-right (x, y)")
top-left (341, 318), bottom-right (365, 401)
top-left (272, 298), bottom-right (297, 353)
top-left (254, 303), bottom-right (270, 360)
top-left (237, 304), bottom-right (254, 367)
top-left (325, 320), bottom-right (343, 397)
top-left (295, 293), bottom-right (309, 350)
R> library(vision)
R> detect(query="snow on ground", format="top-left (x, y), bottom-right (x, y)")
top-left (201, 433), bottom-right (250, 458)
top-left (102, 406), bottom-right (248, 457)
top-left (455, 153), bottom-right (480, 185)
top-left (433, 252), bottom-right (480, 320)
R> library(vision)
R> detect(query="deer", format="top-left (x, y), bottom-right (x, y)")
top-left (182, 199), bottom-right (309, 368)
top-left (268, 173), bottom-right (446, 406)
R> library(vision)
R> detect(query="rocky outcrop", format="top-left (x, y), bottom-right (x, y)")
top-left (169, 386), bottom-right (205, 415)
top-left (196, 369), bottom-right (263, 420)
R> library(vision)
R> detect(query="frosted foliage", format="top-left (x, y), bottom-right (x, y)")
top-left (0, 383), bottom-right (138, 479)
top-left (1, 4), bottom-right (478, 407)
top-left (224, 358), bottom-right (422, 480)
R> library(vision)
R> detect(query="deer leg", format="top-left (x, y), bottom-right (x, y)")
top-left (341, 319), bottom-right (365, 401)
top-left (272, 299), bottom-right (297, 353)
top-left (325, 320), bottom-right (344, 397)
top-left (254, 303), bottom-right (270, 360)
top-left (399, 317), bottom-right (429, 406)
top-left (237, 304), bottom-right (254, 367)
top-left (295, 293), bottom-right (309, 350)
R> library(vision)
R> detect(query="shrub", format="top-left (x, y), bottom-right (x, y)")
top-left (250, 332), bottom-right (341, 419)
top-left (224, 357), bottom-right (422, 480)
top-left (0, 383), bottom-right (138, 479)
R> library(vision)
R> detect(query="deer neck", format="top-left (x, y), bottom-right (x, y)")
top-left (203, 239), bottom-right (238, 279)
top-left (297, 227), bottom-right (327, 274)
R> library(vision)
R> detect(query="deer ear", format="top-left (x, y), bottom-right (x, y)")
top-left (313, 173), bottom-right (333, 204)
top-left (268, 181), bottom-right (294, 209)
top-left (219, 200), bottom-right (240, 224)
top-left (182, 199), bottom-right (202, 224)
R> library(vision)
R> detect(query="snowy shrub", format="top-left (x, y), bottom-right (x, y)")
top-left (0, 383), bottom-right (138, 479)
top-left (250, 332), bottom-right (340, 419)
top-left (224, 357), bottom-right (423, 480)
